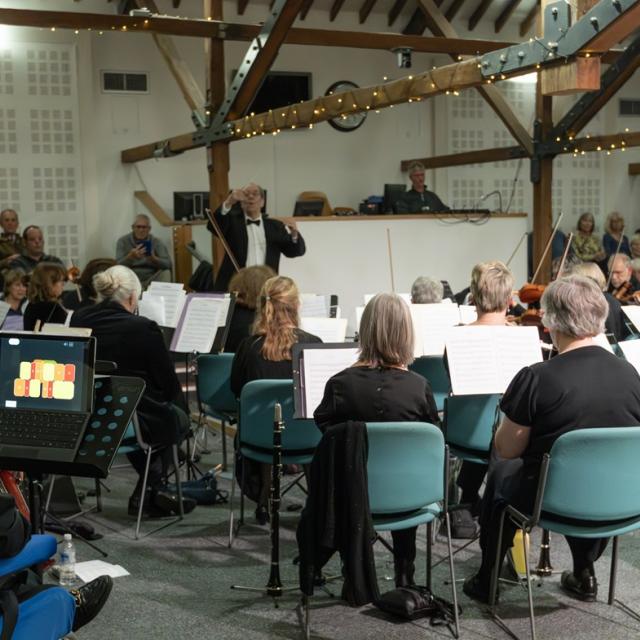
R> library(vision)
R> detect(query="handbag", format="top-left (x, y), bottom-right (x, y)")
top-left (167, 471), bottom-right (228, 505)
top-left (375, 585), bottom-right (460, 625)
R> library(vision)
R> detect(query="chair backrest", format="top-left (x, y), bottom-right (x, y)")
top-left (197, 353), bottom-right (236, 414)
top-left (542, 426), bottom-right (640, 521)
top-left (366, 422), bottom-right (444, 514)
top-left (443, 394), bottom-right (500, 453)
top-left (239, 379), bottom-right (321, 454)
top-left (409, 356), bottom-right (451, 411)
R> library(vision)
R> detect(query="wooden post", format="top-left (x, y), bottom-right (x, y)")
top-left (172, 224), bottom-right (193, 286)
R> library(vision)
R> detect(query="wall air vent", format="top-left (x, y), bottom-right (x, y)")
top-left (101, 71), bottom-right (148, 94)
top-left (619, 99), bottom-right (640, 116)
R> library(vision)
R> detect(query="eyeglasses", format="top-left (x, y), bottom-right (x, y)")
top-left (133, 225), bottom-right (150, 229)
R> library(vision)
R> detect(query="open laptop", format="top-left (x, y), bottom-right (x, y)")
top-left (0, 332), bottom-right (96, 462)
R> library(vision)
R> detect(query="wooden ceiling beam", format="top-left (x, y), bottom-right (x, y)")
top-left (445, 0), bottom-right (466, 22)
top-left (330, 0), bottom-right (346, 22)
top-left (520, 3), bottom-right (539, 37)
top-left (360, 0), bottom-right (378, 24)
top-left (388, 0), bottom-right (408, 26)
top-left (300, 0), bottom-right (314, 20)
top-left (402, 0), bottom-right (443, 35)
top-left (495, 0), bottom-right (523, 34)
top-left (401, 146), bottom-right (529, 170)
top-left (237, 0), bottom-right (250, 15)
top-left (468, 0), bottom-right (492, 31)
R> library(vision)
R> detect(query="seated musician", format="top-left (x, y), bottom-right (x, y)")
top-left (395, 162), bottom-right (450, 214)
top-left (410, 276), bottom-right (443, 304)
top-left (314, 293), bottom-right (439, 588)
top-left (602, 211), bottom-right (631, 258)
top-left (464, 275), bottom-right (640, 604)
top-left (451, 261), bottom-right (514, 538)
top-left (225, 265), bottom-right (275, 353)
top-left (23, 263), bottom-right (69, 331)
top-left (607, 253), bottom-right (640, 302)
top-left (0, 269), bottom-right (27, 328)
top-left (61, 258), bottom-right (116, 311)
top-left (230, 275), bottom-right (321, 525)
top-left (70, 266), bottom-right (195, 518)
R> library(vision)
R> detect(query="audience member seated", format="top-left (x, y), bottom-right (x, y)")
top-left (573, 212), bottom-right (605, 263)
top-left (61, 258), bottom-right (117, 311)
top-left (631, 233), bottom-right (640, 261)
top-left (0, 493), bottom-right (113, 633)
top-left (116, 214), bottom-right (172, 288)
top-left (0, 208), bottom-right (23, 270)
top-left (314, 293), bottom-right (439, 588)
top-left (70, 266), bottom-right (195, 518)
top-left (395, 161), bottom-right (450, 214)
top-left (602, 211), bottom-right (631, 258)
top-left (225, 265), bottom-right (275, 353)
top-left (463, 275), bottom-right (640, 604)
top-left (452, 261), bottom-right (514, 538)
top-left (570, 261), bottom-right (628, 342)
top-left (632, 258), bottom-right (640, 284)
top-left (607, 253), bottom-right (640, 302)
top-left (23, 263), bottom-right (68, 331)
top-left (230, 275), bottom-right (321, 525)
top-left (10, 225), bottom-right (64, 274)
top-left (410, 276), bottom-right (443, 304)
top-left (0, 269), bottom-right (27, 330)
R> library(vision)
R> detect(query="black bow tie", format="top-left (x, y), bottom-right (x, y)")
top-left (246, 218), bottom-right (261, 227)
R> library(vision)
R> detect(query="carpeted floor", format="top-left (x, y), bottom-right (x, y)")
top-left (62, 426), bottom-right (640, 640)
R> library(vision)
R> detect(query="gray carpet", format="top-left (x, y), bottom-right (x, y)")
top-left (62, 426), bottom-right (640, 640)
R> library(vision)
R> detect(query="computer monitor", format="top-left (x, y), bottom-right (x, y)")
top-left (174, 192), bottom-right (210, 221)
top-left (0, 333), bottom-right (96, 413)
top-left (383, 184), bottom-right (407, 214)
top-left (293, 200), bottom-right (324, 217)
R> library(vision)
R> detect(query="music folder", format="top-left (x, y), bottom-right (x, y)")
top-left (293, 343), bottom-right (359, 419)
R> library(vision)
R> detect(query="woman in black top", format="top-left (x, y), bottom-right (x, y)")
top-left (314, 293), bottom-right (439, 588)
top-left (61, 257), bottom-right (116, 311)
top-left (225, 265), bottom-right (275, 353)
top-left (464, 275), bottom-right (640, 604)
top-left (231, 275), bottom-right (321, 523)
top-left (23, 262), bottom-right (68, 331)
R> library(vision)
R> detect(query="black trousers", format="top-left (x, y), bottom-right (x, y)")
top-left (476, 453), bottom-right (609, 587)
top-left (457, 460), bottom-right (487, 504)
top-left (391, 528), bottom-right (417, 565)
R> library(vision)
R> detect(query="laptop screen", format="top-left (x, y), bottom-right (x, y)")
top-left (0, 333), bottom-right (96, 413)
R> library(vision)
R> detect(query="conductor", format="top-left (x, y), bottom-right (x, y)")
top-left (207, 182), bottom-right (306, 292)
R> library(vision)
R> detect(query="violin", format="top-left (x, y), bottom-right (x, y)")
top-left (518, 283), bottom-right (546, 305)
top-left (612, 281), bottom-right (640, 304)
top-left (67, 265), bottom-right (81, 283)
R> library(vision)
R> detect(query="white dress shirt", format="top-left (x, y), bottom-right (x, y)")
top-left (221, 202), bottom-right (267, 267)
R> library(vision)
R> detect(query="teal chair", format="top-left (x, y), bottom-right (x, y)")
top-left (489, 427), bottom-right (640, 640)
top-left (196, 353), bottom-right (237, 470)
top-left (229, 379), bottom-right (321, 547)
top-left (367, 422), bottom-right (459, 638)
top-left (409, 356), bottom-right (451, 412)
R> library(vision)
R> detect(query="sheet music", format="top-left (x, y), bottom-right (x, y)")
top-left (138, 296), bottom-right (165, 325)
top-left (410, 303), bottom-right (461, 357)
top-left (0, 302), bottom-right (9, 328)
top-left (593, 333), bottom-right (615, 353)
top-left (141, 283), bottom-right (186, 328)
top-left (445, 325), bottom-right (543, 395)
top-left (171, 294), bottom-right (231, 353)
top-left (459, 305), bottom-right (478, 324)
top-left (302, 347), bottom-right (359, 418)
top-left (619, 340), bottom-right (640, 374)
top-left (40, 324), bottom-right (92, 337)
top-left (622, 306), bottom-right (640, 333)
top-left (300, 317), bottom-right (348, 343)
top-left (355, 306), bottom-right (365, 332)
top-left (300, 294), bottom-right (330, 318)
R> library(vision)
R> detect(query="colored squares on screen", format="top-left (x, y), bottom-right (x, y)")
top-left (14, 358), bottom-right (76, 400)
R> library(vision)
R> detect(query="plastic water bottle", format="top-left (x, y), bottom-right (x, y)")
top-left (59, 533), bottom-right (76, 586)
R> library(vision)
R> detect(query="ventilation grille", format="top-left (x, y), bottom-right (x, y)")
top-left (101, 71), bottom-right (148, 93)
top-left (619, 99), bottom-right (640, 116)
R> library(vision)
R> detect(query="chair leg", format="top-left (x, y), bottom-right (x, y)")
top-left (221, 420), bottom-right (228, 471)
top-left (95, 478), bottom-right (102, 513)
top-left (228, 455), bottom-right (237, 548)
top-left (426, 521), bottom-right (433, 591)
top-left (609, 536), bottom-right (619, 606)
top-left (172, 445), bottom-right (184, 519)
top-left (522, 526), bottom-right (537, 640)
top-left (489, 509), bottom-right (508, 608)
top-left (44, 475), bottom-right (56, 512)
top-left (301, 594), bottom-right (310, 640)
top-left (444, 512), bottom-right (460, 639)
top-left (135, 448), bottom-right (153, 540)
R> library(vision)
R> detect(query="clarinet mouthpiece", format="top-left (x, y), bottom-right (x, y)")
top-left (274, 402), bottom-right (282, 422)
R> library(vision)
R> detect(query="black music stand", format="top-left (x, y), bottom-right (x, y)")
top-left (0, 376), bottom-right (145, 554)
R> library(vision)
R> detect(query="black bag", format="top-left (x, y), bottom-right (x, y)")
top-left (167, 470), bottom-right (228, 505)
top-left (375, 585), bottom-right (460, 625)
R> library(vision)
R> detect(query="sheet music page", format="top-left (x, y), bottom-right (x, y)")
top-left (446, 325), bottom-right (542, 395)
top-left (302, 347), bottom-right (359, 418)
top-left (142, 288), bottom-right (186, 328)
top-left (300, 294), bottom-right (329, 318)
top-left (410, 303), bottom-right (461, 357)
top-left (622, 306), bottom-right (640, 333)
top-left (40, 324), bottom-right (92, 337)
top-left (355, 306), bottom-right (365, 332)
top-left (300, 317), bottom-right (348, 343)
top-left (172, 295), bottom-right (231, 353)
top-left (138, 296), bottom-right (165, 325)
top-left (619, 340), bottom-right (640, 374)
top-left (459, 305), bottom-right (478, 324)
top-left (592, 333), bottom-right (615, 353)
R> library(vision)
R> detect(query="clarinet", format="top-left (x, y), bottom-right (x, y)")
top-left (266, 402), bottom-right (284, 597)
top-left (535, 529), bottom-right (554, 577)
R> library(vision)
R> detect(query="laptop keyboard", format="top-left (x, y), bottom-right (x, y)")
top-left (0, 409), bottom-right (86, 450)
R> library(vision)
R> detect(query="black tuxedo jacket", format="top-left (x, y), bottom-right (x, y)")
top-left (207, 205), bottom-right (306, 292)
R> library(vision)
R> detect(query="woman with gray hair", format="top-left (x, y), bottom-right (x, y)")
top-left (410, 276), bottom-right (444, 304)
top-left (464, 275), bottom-right (640, 604)
top-left (315, 293), bottom-right (439, 589)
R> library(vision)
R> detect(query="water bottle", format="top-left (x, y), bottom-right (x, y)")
top-left (59, 533), bottom-right (76, 586)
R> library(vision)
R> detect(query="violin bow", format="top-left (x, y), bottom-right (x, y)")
top-left (386, 228), bottom-right (396, 293)
top-left (605, 231), bottom-right (625, 290)
top-left (205, 207), bottom-right (241, 273)
top-left (531, 211), bottom-right (565, 284)
top-left (506, 232), bottom-right (528, 268)
top-left (555, 232), bottom-right (574, 279)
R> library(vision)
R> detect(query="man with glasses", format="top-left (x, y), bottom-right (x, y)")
top-left (116, 214), bottom-right (172, 287)
top-left (207, 182), bottom-right (306, 292)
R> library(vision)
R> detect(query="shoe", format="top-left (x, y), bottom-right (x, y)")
top-left (449, 509), bottom-right (478, 539)
top-left (153, 490), bottom-right (197, 516)
top-left (560, 570), bottom-right (597, 602)
top-left (255, 505), bottom-right (270, 526)
top-left (71, 575), bottom-right (114, 631)
top-left (463, 573), bottom-right (497, 604)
